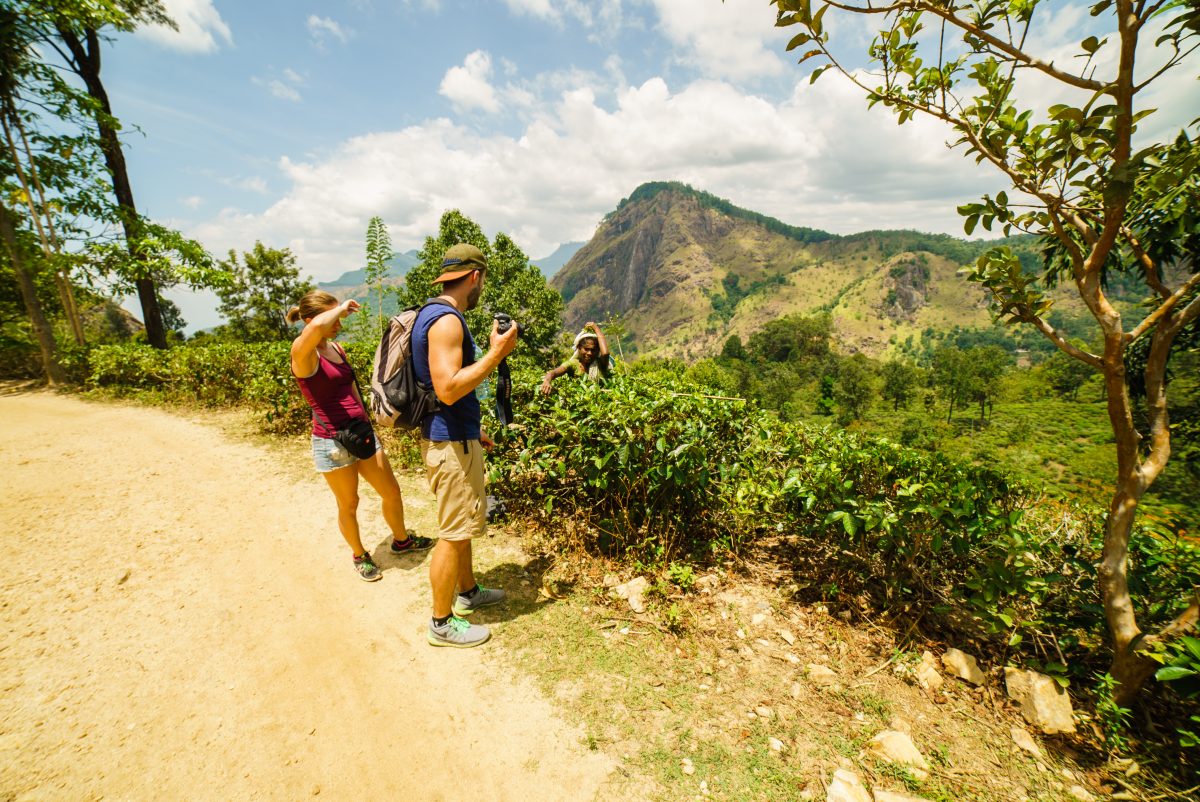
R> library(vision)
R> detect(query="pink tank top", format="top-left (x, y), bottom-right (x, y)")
top-left (294, 346), bottom-right (367, 439)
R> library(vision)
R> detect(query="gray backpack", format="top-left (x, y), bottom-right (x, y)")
top-left (368, 301), bottom-right (446, 429)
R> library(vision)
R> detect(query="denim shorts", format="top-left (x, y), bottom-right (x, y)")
top-left (311, 435), bottom-right (378, 473)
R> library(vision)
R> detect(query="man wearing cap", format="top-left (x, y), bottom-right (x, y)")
top-left (540, 321), bottom-right (613, 395)
top-left (412, 243), bottom-right (518, 647)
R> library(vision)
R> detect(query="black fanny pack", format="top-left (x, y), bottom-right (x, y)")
top-left (332, 417), bottom-right (377, 459)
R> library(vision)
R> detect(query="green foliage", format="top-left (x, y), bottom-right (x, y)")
top-left (362, 215), bottom-right (392, 342)
top-left (1154, 636), bottom-right (1200, 749)
top-left (880, 359), bottom-right (920, 411)
top-left (397, 210), bottom-right (564, 363)
top-left (1093, 672), bottom-right (1132, 754)
top-left (833, 353), bottom-right (873, 423)
top-left (214, 242), bottom-right (313, 342)
top-left (491, 374), bottom-right (750, 561)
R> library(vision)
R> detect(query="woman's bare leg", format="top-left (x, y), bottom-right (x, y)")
top-left (321, 463), bottom-right (365, 556)
top-left (357, 448), bottom-right (408, 540)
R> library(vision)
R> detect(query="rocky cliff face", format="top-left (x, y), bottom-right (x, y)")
top-left (552, 184), bottom-right (1001, 360)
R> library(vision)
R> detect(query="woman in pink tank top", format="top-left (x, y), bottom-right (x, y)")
top-left (287, 290), bottom-right (432, 581)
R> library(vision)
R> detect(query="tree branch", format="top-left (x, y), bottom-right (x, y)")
top-left (1128, 272), bottom-right (1200, 341)
top-left (819, 0), bottom-right (1108, 91)
top-left (1019, 309), bottom-right (1104, 368)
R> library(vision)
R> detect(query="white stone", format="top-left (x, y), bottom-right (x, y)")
top-left (1004, 668), bottom-right (1076, 734)
top-left (808, 664), bottom-right (839, 686)
top-left (755, 705), bottom-right (773, 719)
top-left (941, 648), bottom-right (986, 685)
top-left (915, 662), bottom-right (943, 692)
top-left (826, 769), bottom-right (873, 802)
top-left (873, 792), bottom-right (932, 802)
top-left (612, 576), bottom-right (649, 613)
top-left (1010, 726), bottom-right (1043, 759)
top-left (779, 629), bottom-right (796, 646)
top-left (1068, 785), bottom-right (1094, 801)
top-left (752, 613), bottom-right (768, 626)
top-left (768, 737), bottom-right (785, 753)
top-left (866, 730), bottom-right (930, 780)
top-left (736, 628), bottom-right (746, 640)
top-left (681, 757), bottom-right (695, 776)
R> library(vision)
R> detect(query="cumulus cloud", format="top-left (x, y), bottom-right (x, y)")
top-left (138, 0), bottom-right (232, 53)
top-left (308, 15), bottom-right (352, 47)
top-left (187, 72), bottom-right (1002, 281)
top-left (502, 0), bottom-right (621, 30)
top-left (180, 195), bottom-right (204, 209)
top-left (649, 0), bottom-right (786, 81)
top-left (439, 51), bottom-right (502, 113)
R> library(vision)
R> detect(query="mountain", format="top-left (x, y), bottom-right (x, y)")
top-left (319, 249), bottom-right (421, 290)
top-left (551, 182), bottom-right (1053, 360)
top-left (531, 241), bottom-right (585, 280)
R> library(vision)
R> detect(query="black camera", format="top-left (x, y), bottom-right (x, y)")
top-left (494, 313), bottom-right (525, 336)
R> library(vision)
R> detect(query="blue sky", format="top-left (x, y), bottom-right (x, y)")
top-left (103, 0), bottom-right (1199, 331)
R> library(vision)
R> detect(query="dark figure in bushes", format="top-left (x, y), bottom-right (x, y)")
top-left (286, 290), bottom-right (431, 582)
top-left (541, 322), bottom-right (612, 394)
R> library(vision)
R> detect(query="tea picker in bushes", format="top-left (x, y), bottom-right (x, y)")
top-left (286, 290), bottom-right (432, 582)
top-left (540, 322), bottom-right (612, 395)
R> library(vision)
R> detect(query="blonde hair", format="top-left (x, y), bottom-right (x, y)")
top-left (285, 289), bottom-right (340, 325)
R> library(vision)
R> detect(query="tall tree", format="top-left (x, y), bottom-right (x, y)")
top-left (39, 0), bottom-right (174, 348)
top-left (400, 210), bottom-right (564, 358)
top-left (773, 0), bottom-right (1200, 702)
top-left (215, 242), bottom-right (313, 342)
top-left (880, 359), bottom-right (920, 411)
top-left (364, 216), bottom-right (391, 338)
top-left (0, 202), bottom-right (64, 383)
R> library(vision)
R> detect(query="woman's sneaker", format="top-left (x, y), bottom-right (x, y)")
top-left (353, 552), bottom-right (381, 581)
top-left (391, 532), bottom-right (435, 554)
top-left (427, 615), bottom-right (491, 648)
top-left (452, 585), bottom-right (506, 616)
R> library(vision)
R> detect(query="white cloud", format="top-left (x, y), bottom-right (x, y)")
top-left (253, 69), bottom-right (304, 102)
top-left (180, 195), bottom-right (204, 209)
top-left (187, 72), bottom-right (999, 281)
top-left (649, 0), bottom-right (786, 81)
top-left (138, 0), bottom-right (233, 53)
top-left (308, 15), bottom-right (352, 47)
top-left (439, 51), bottom-right (502, 113)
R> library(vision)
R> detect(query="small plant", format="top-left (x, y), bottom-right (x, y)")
top-left (1093, 672), bottom-right (1132, 754)
top-left (664, 603), bottom-right (685, 634)
top-left (667, 562), bottom-right (696, 591)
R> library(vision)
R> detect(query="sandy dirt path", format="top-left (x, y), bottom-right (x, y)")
top-left (0, 392), bottom-right (615, 801)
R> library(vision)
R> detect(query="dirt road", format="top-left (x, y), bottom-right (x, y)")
top-left (0, 392), bottom-right (614, 801)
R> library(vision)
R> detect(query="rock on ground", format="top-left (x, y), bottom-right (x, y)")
top-left (941, 648), bottom-right (986, 685)
top-left (1010, 726), bottom-right (1043, 759)
top-left (612, 576), bottom-right (649, 613)
top-left (826, 769), bottom-right (872, 802)
top-left (865, 730), bottom-right (930, 780)
top-left (1004, 668), bottom-right (1076, 734)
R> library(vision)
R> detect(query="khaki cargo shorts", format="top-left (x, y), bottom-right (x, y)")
top-left (420, 438), bottom-right (487, 541)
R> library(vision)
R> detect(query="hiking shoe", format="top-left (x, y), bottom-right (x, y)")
top-left (452, 585), bottom-right (506, 617)
top-left (353, 552), bottom-right (381, 582)
top-left (391, 532), bottom-right (435, 554)
top-left (427, 615), bottom-right (491, 648)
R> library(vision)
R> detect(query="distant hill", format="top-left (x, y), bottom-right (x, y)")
top-left (319, 249), bottom-right (421, 290)
top-left (531, 242), bottom-right (585, 280)
top-left (552, 182), bottom-right (1055, 360)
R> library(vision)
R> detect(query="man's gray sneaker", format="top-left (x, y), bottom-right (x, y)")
top-left (427, 615), bottom-right (491, 648)
top-left (452, 585), bottom-right (506, 617)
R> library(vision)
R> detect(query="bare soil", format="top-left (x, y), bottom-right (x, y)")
top-left (0, 391), bottom-right (614, 801)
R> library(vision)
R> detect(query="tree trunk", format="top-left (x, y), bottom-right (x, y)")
top-left (57, 26), bottom-right (165, 349)
top-left (0, 204), bottom-right (65, 384)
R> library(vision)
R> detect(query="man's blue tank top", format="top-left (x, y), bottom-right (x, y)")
top-left (412, 301), bottom-right (481, 441)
